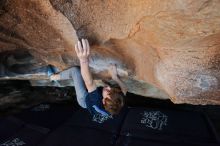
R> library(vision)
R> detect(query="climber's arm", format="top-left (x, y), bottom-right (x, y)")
top-left (108, 64), bottom-right (128, 95)
top-left (75, 39), bottom-right (96, 92)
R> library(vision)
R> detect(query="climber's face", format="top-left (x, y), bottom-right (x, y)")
top-left (102, 86), bottom-right (112, 105)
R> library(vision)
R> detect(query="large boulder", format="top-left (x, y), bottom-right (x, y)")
top-left (0, 0), bottom-right (219, 104)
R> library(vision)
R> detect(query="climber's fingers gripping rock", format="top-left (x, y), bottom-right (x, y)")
top-left (75, 39), bottom-right (90, 62)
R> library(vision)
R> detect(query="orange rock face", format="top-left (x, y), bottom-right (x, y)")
top-left (0, 0), bottom-right (220, 104)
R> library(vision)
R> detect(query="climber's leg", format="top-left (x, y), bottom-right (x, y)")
top-left (59, 67), bottom-right (88, 108)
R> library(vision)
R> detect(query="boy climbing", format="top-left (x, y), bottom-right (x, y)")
top-left (50, 39), bottom-right (127, 116)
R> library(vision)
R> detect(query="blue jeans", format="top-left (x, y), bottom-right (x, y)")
top-left (59, 67), bottom-right (88, 108)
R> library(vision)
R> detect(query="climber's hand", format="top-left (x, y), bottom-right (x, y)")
top-left (108, 64), bottom-right (128, 95)
top-left (108, 64), bottom-right (118, 80)
top-left (75, 39), bottom-right (90, 63)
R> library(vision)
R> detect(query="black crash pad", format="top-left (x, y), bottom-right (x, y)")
top-left (0, 123), bottom-right (49, 146)
top-left (39, 107), bottom-right (128, 146)
top-left (120, 107), bottom-right (219, 145)
top-left (66, 107), bottom-right (127, 133)
top-left (15, 103), bottom-right (75, 130)
top-left (0, 116), bottom-right (25, 142)
top-left (116, 136), bottom-right (220, 146)
top-left (1, 104), bottom-right (219, 146)
top-left (40, 126), bottom-right (117, 146)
